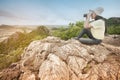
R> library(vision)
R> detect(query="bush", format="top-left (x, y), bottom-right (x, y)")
top-left (107, 26), bottom-right (120, 34)
top-left (52, 21), bottom-right (83, 40)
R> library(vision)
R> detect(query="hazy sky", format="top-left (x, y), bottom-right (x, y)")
top-left (0, 0), bottom-right (120, 25)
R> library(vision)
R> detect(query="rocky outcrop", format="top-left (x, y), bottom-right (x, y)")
top-left (0, 36), bottom-right (120, 80)
top-left (103, 35), bottom-right (120, 47)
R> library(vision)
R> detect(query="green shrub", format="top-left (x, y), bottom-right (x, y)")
top-left (52, 21), bottom-right (83, 40)
top-left (107, 26), bottom-right (120, 34)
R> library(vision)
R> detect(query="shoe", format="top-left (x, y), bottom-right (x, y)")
top-left (74, 37), bottom-right (79, 40)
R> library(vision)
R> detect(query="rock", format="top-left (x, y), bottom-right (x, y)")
top-left (0, 36), bottom-right (120, 80)
top-left (103, 35), bottom-right (120, 47)
top-left (39, 54), bottom-right (69, 80)
top-left (19, 70), bottom-right (36, 80)
top-left (0, 63), bottom-right (21, 80)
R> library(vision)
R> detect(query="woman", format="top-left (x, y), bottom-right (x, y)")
top-left (76, 7), bottom-right (105, 44)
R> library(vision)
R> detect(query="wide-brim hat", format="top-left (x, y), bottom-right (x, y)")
top-left (92, 7), bottom-right (104, 15)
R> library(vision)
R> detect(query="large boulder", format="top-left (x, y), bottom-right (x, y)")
top-left (0, 36), bottom-right (120, 80)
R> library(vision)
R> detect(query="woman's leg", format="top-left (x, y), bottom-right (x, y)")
top-left (78, 28), bottom-right (95, 39)
top-left (79, 38), bottom-right (102, 44)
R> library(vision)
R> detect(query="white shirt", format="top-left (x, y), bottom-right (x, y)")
top-left (90, 19), bottom-right (105, 40)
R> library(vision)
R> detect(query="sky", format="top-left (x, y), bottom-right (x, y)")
top-left (0, 0), bottom-right (120, 25)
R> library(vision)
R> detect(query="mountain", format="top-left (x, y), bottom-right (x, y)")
top-left (0, 36), bottom-right (120, 80)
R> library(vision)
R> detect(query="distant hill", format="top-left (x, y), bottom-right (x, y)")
top-left (0, 24), bottom-right (15, 29)
top-left (0, 25), bottom-right (35, 42)
top-left (107, 17), bottom-right (120, 26)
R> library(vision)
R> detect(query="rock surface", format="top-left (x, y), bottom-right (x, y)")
top-left (0, 36), bottom-right (120, 80)
top-left (103, 35), bottom-right (120, 47)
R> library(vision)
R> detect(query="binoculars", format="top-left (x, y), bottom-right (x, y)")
top-left (83, 14), bottom-right (87, 17)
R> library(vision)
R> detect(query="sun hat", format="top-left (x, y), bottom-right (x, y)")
top-left (92, 7), bottom-right (104, 15)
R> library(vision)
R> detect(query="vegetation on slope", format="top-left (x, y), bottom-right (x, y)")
top-left (0, 26), bottom-right (50, 70)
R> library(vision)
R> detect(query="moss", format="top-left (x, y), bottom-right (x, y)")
top-left (82, 64), bottom-right (92, 74)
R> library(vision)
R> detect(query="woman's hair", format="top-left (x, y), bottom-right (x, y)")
top-left (95, 15), bottom-right (106, 21)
